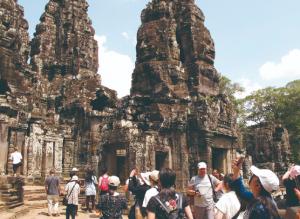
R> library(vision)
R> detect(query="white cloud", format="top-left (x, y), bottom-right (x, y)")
top-left (121, 32), bottom-right (130, 40)
top-left (95, 35), bottom-right (134, 98)
top-left (259, 49), bottom-right (300, 80)
top-left (234, 78), bottom-right (262, 99)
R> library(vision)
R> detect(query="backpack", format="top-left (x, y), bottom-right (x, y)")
top-left (99, 176), bottom-right (109, 191)
top-left (154, 193), bottom-right (185, 219)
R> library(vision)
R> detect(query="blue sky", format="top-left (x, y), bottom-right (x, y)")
top-left (18, 0), bottom-right (300, 97)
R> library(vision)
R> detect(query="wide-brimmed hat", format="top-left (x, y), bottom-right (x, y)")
top-left (290, 165), bottom-right (300, 178)
top-left (149, 170), bottom-right (159, 182)
top-left (250, 166), bottom-right (279, 193)
top-left (140, 172), bottom-right (151, 186)
top-left (109, 176), bottom-right (120, 187)
top-left (197, 162), bottom-right (207, 169)
top-left (71, 175), bottom-right (78, 181)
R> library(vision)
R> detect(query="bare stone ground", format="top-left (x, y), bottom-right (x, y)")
top-left (16, 206), bottom-right (128, 219)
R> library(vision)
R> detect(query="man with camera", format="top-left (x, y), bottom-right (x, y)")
top-left (187, 162), bottom-right (222, 219)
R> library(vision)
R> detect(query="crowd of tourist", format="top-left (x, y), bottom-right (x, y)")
top-left (43, 159), bottom-right (300, 219)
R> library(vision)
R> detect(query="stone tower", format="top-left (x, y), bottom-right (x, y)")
top-left (0, 0), bottom-right (33, 174)
top-left (99, 0), bottom-right (239, 187)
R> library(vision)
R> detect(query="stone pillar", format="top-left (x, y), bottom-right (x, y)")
top-left (0, 120), bottom-right (9, 174)
top-left (7, 143), bottom-right (14, 175)
top-left (204, 132), bottom-right (213, 170)
top-left (27, 137), bottom-right (33, 175)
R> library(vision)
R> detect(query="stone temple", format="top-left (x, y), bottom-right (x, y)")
top-left (0, 0), bottom-right (240, 189)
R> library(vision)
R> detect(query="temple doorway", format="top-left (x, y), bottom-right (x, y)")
top-left (155, 151), bottom-right (168, 170)
top-left (102, 146), bottom-right (128, 184)
top-left (212, 148), bottom-right (228, 174)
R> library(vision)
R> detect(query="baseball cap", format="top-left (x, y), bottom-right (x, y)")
top-left (108, 176), bottom-right (120, 187)
top-left (140, 172), bottom-right (151, 186)
top-left (198, 162), bottom-right (207, 169)
top-left (250, 165), bottom-right (279, 193)
top-left (71, 167), bottom-right (79, 172)
top-left (149, 170), bottom-right (159, 182)
top-left (290, 165), bottom-right (300, 178)
top-left (71, 175), bottom-right (78, 181)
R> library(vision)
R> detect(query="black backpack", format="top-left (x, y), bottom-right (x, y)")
top-left (154, 193), bottom-right (185, 219)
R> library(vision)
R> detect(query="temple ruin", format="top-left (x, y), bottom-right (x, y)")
top-left (0, 0), bottom-right (241, 189)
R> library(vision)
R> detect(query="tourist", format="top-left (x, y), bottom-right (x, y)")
top-left (98, 167), bottom-right (110, 197)
top-left (65, 175), bottom-right (81, 219)
top-left (70, 167), bottom-right (79, 216)
top-left (84, 168), bottom-right (98, 212)
top-left (214, 173), bottom-right (241, 219)
top-left (45, 169), bottom-right (61, 217)
top-left (142, 170), bottom-right (160, 208)
top-left (282, 165), bottom-right (300, 207)
top-left (187, 162), bottom-right (222, 219)
top-left (128, 168), bottom-right (151, 219)
top-left (147, 168), bottom-right (193, 219)
top-left (9, 146), bottom-right (22, 176)
top-left (70, 167), bottom-right (79, 178)
top-left (96, 175), bottom-right (127, 219)
top-left (213, 169), bottom-right (221, 180)
top-left (231, 159), bottom-right (281, 219)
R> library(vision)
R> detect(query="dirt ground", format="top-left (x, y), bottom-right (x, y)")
top-left (17, 206), bottom-right (128, 219)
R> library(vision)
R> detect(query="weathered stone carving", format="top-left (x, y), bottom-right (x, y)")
top-left (3, 0), bottom-right (291, 191)
top-left (244, 123), bottom-right (292, 172)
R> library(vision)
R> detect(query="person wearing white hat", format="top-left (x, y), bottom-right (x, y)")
top-left (187, 161), bottom-right (221, 219)
top-left (142, 170), bottom-right (160, 208)
top-left (128, 168), bottom-right (151, 219)
top-left (232, 159), bottom-right (281, 219)
top-left (96, 175), bottom-right (127, 219)
top-left (65, 175), bottom-right (81, 219)
top-left (282, 165), bottom-right (300, 207)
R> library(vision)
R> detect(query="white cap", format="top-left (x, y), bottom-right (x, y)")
top-left (71, 175), bottom-right (78, 181)
top-left (250, 165), bottom-right (279, 193)
top-left (290, 165), bottom-right (300, 178)
top-left (140, 172), bottom-right (151, 186)
top-left (71, 167), bottom-right (78, 172)
top-left (149, 170), bottom-right (159, 182)
top-left (108, 176), bottom-right (120, 187)
top-left (197, 162), bottom-right (207, 169)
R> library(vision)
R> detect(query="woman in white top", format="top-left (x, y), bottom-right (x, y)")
top-left (85, 168), bottom-right (98, 212)
top-left (65, 175), bottom-right (81, 219)
top-left (214, 174), bottom-right (241, 219)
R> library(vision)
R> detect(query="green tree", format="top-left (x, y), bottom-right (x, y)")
top-left (241, 80), bottom-right (300, 162)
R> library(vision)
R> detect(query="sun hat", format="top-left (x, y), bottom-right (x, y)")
top-left (71, 167), bottom-right (79, 172)
top-left (250, 165), bottom-right (279, 193)
top-left (197, 162), bottom-right (207, 169)
top-left (290, 165), bottom-right (300, 178)
top-left (149, 170), bottom-right (159, 182)
top-left (140, 172), bottom-right (151, 186)
top-left (71, 175), bottom-right (78, 181)
top-left (108, 176), bottom-right (120, 187)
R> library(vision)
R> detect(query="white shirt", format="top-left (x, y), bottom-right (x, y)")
top-left (189, 174), bottom-right (220, 207)
top-left (215, 191), bottom-right (241, 219)
top-left (65, 181), bottom-right (81, 205)
top-left (142, 186), bottom-right (159, 207)
top-left (85, 176), bottom-right (98, 196)
top-left (10, 151), bottom-right (22, 164)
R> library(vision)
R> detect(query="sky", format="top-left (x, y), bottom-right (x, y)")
top-left (18, 0), bottom-right (300, 98)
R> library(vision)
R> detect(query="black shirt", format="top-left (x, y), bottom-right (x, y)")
top-left (283, 178), bottom-right (300, 207)
top-left (147, 193), bottom-right (189, 219)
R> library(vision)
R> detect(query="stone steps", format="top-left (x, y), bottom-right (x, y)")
top-left (0, 176), bottom-right (24, 212)
top-left (23, 185), bottom-right (47, 208)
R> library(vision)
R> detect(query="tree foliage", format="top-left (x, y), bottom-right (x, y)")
top-left (240, 80), bottom-right (300, 161)
top-left (218, 77), bottom-right (300, 162)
